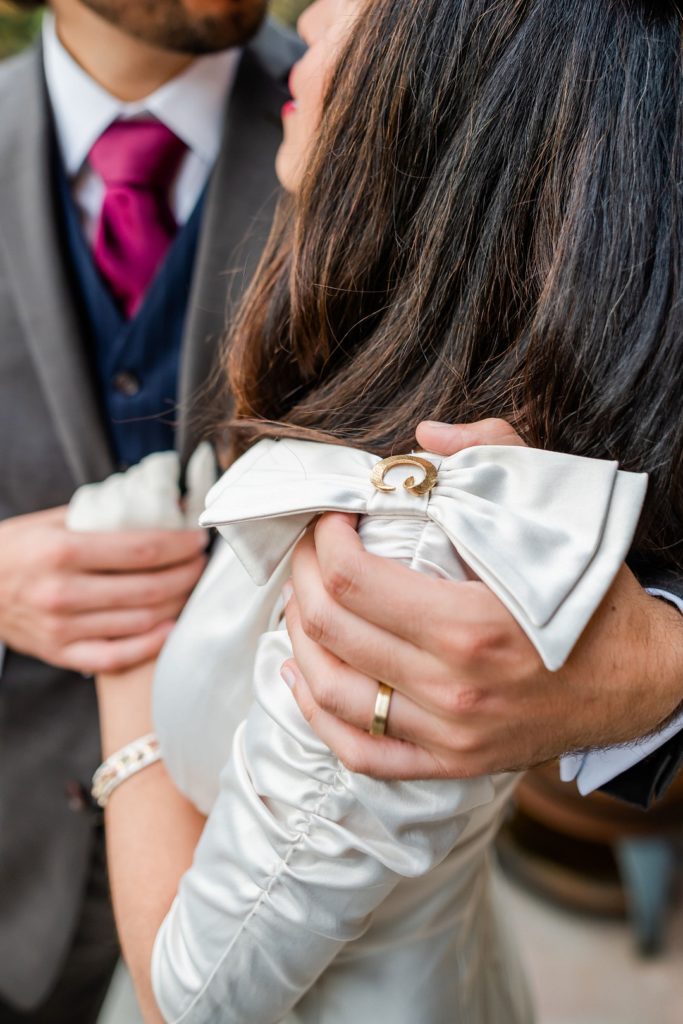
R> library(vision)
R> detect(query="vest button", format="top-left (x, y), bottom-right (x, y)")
top-left (113, 371), bottom-right (141, 397)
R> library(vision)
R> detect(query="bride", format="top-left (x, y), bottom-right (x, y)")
top-left (87, 0), bottom-right (682, 1021)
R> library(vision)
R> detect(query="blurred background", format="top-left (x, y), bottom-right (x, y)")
top-left (0, 2), bottom-right (681, 1022)
top-left (0, 0), bottom-right (42, 57)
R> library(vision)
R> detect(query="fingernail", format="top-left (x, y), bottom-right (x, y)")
top-left (281, 664), bottom-right (296, 689)
top-left (282, 580), bottom-right (294, 605)
top-left (420, 421), bottom-right (458, 436)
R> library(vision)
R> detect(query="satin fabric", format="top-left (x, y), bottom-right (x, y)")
top-left (200, 439), bottom-right (647, 670)
top-left (153, 544), bottom-right (529, 1024)
top-left (66, 444), bottom-right (216, 533)
top-left (149, 438), bottom-right (646, 1024)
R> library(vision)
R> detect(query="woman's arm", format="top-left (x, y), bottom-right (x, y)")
top-left (96, 664), bottom-right (206, 1024)
top-left (98, 633), bottom-right (504, 1024)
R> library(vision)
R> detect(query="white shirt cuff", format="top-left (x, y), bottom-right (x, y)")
top-left (560, 588), bottom-right (683, 794)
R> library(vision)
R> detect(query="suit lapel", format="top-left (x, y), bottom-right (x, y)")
top-left (0, 47), bottom-right (113, 486)
top-left (177, 23), bottom-right (294, 465)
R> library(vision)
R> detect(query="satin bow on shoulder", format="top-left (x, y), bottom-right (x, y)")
top-left (200, 439), bottom-right (647, 671)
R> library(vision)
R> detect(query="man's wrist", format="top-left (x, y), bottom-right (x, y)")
top-left (563, 586), bottom-right (683, 801)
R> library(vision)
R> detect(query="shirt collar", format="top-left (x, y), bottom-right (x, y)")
top-left (42, 12), bottom-right (240, 177)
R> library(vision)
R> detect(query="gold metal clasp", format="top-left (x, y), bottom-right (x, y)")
top-left (370, 455), bottom-right (438, 497)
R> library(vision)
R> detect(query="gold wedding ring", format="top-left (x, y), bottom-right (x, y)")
top-left (370, 682), bottom-right (394, 737)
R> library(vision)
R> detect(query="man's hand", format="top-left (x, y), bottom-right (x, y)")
top-left (0, 506), bottom-right (207, 676)
top-left (282, 419), bottom-right (683, 779)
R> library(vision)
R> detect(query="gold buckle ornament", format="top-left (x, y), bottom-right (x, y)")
top-left (370, 455), bottom-right (438, 497)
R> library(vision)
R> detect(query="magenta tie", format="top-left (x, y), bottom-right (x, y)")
top-left (88, 121), bottom-right (187, 318)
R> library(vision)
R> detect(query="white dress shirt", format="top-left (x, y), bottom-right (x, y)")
top-left (42, 12), bottom-right (239, 243)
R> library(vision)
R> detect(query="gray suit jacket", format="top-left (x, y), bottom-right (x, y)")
top-left (0, 22), bottom-right (302, 1010)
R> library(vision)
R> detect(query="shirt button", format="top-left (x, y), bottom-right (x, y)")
top-left (112, 371), bottom-right (141, 397)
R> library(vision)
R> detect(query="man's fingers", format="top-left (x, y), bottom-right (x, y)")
top-left (416, 418), bottom-right (527, 455)
top-left (289, 539), bottom-right (446, 701)
top-left (69, 528), bottom-right (208, 572)
top-left (283, 599), bottom-right (403, 732)
top-left (64, 621), bottom-right (175, 675)
top-left (286, 667), bottom-right (446, 780)
top-left (281, 641), bottom-right (461, 750)
top-left (61, 598), bottom-right (188, 642)
top-left (36, 505), bottom-right (69, 525)
top-left (39, 554), bottom-right (207, 613)
top-left (310, 515), bottom-right (507, 651)
top-left (285, 590), bottom-right (469, 747)
top-left (311, 515), bottom-right (452, 643)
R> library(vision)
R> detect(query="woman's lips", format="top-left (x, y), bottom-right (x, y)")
top-left (283, 65), bottom-right (299, 119)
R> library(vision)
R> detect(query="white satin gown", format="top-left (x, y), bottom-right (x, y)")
top-left (70, 438), bottom-right (647, 1024)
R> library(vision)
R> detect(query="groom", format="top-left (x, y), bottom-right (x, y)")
top-left (0, 1), bottom-right (301, 1020)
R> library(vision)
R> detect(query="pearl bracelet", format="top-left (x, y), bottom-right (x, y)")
top-left (91, 733), bottom-right (162, 808)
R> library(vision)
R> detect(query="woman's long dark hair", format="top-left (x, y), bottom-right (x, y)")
top-left (226, 0), bottom-right (683, 571)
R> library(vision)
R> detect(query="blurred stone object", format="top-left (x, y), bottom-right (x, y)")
top-left (272, 0), bottom-right (310, 27)
top-left (498, 763), bottom-right (683, 957)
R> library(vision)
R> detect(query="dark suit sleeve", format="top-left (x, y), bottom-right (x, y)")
top-left (599, 564), bottom-right (683, 808)
top-left (599, 731), bottom-right (683, 807)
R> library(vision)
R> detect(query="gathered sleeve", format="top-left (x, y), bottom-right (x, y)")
top-left (151, 627), bottom-right (500, 1024)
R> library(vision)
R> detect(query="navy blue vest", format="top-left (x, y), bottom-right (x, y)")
top-left (55, 159), bottom-right (206, 468)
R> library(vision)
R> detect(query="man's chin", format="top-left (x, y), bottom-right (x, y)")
top-left (157, 11), bottom-right (268, 55)
top-left (81, 0), bottom-right (268, 57)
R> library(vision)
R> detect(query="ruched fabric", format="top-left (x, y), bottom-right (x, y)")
top-left (151, 438), bottom-right (647, 1023)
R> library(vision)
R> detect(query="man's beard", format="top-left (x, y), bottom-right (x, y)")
top-left (80, 0), bottom-right (268, 55)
